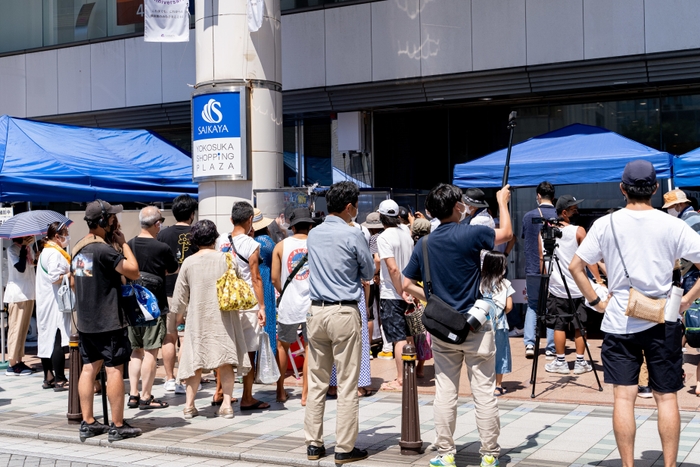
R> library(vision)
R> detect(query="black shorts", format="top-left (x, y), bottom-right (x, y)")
top-left (380, 299), bottom-right (410, 343)
top-left (545, 295), bottom-right (587, 331)
top-left (602, 321), bottom-right (684, 393)
top-left (366, 283), bottom-right (379, 321)
top-left (79, 328), bottom-right (132, 367)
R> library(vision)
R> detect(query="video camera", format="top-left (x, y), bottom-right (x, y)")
top-left (532, 217), bottom-right (562, 253)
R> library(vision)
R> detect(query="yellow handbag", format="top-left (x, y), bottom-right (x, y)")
top-left (216, 253), bottom-right (258, 311)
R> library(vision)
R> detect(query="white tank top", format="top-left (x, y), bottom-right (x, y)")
top-left (278, 236), bottom-right (310, 324)
top-left (548, 224), bottom-right (583, 298)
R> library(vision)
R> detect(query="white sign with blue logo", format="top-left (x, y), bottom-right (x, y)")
top-left (192, 89), bottom-right (248, 180)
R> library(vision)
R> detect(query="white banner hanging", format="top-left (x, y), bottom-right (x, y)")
top-left (247, 0), bottom-right (264, 32)
top-left (144, 0), bottom-right (189, 42)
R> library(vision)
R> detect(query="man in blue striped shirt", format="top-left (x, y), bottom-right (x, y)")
top-left (304, 181), bottom-right (374, 465)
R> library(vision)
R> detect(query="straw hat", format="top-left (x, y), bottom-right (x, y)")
top-left (662, 189), bottom-right (690, 209)
top-left (252, 208), bottom-right (274, 231)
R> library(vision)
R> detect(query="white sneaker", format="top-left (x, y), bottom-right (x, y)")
top-left (508, 328), bottom-right (524, 337)
top-left (163, 379), bottom-right (177, 392)
top-left (525, 345), bottom-right (534, 358)
top-left (573, 360), bottom-right (593, 374)
top-left (174, 383), bottom-right (186, 394)
top-left (545, 360), bottom-right (570, 374)
top-left (545, 350), bottom-right (556, 361)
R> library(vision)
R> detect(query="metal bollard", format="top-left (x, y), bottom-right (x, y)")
top-left (67, 333), bottom-right (82, 423)
top-left (399, 343), bottom-right (423, 455)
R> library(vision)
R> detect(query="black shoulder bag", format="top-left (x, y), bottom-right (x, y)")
top-left (276, 253), bottom-right (308, 307)
top-left (420, 235), bottom-right (470, 344)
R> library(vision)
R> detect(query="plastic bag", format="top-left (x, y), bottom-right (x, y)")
top-left (255, 331), bottom-right (281, 384)
top-left (57, 274), bottom-right (75, 314)
top-left (121, 284), bottom-right (160, 327)
top-left (414, 332), bottom-right (433, 361)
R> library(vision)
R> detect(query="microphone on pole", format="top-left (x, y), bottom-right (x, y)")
top-left (502, 111), bottom-right (517, 187)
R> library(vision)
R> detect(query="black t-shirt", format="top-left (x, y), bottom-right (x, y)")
top-left (157, 225), bottom-right (198, 296)
top-left (127, 236), bottom-right (179, 313)
top-left (403, 222), bottom-right (495, 314)
top-left (72, 242), bottom-right (126, 334)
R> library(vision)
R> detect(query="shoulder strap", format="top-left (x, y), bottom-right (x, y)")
top-left (279, 253), bottom-right (308, 301)
top-left (39, 252), bottom-right (49, 275)
top-left (421, 235), bottom-right (432, 297)
top-left (609, 212), bottom-right (633, 288)
top-left (229, 234), bottom-right (249, 264)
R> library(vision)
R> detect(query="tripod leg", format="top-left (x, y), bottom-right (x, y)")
top-left (574, 315), bottom-right (603, 391)
top-left (530, 270), bottom-right (552, 398)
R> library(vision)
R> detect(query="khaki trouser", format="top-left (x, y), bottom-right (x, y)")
top-left (432, 323), bottom-right (500, 458)
top-left (7, 300), bottom-right (34, 362)
top-left (304, 303), bottom-right (362, 453)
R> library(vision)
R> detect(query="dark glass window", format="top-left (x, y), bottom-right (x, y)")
top-left (303, 118), bottom-right (332, 186)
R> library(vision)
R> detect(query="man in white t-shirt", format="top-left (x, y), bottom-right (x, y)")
top-left (571, 160), bottom-right (700, 467)
top-left (216, 201), bottom-right (269, 411)
top-left (376, 199), bottom-right (415, 389)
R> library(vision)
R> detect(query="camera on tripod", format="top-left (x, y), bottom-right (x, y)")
top-left (533, 217), bottom-right (563, 253)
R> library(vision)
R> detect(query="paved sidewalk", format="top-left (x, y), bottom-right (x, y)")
top-left (2, 370), bottom-right (700, 467)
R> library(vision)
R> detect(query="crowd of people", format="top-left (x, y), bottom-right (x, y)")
top-left (2, 159), bottom-right (700, 466)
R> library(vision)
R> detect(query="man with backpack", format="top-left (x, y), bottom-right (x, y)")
top-left (126, 206), bottom-right (179, 410)
top-left (663, 188), bottom-right (700, 395)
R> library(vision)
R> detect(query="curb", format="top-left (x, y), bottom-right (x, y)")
top-left (0, 428), bottom-right (390, 467)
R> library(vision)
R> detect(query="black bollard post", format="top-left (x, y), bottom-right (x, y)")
top-left (399, 343), bottom-right (423, 455)
top-left (67, 334), bottom-right (82, 423)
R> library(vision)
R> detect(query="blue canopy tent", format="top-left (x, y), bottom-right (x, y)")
top-left (453, 123), bottom-right (672, 188)
top-left (0, 115), bottom-right (197, 202)
top-left (673, 147), bottom-right (700, 187)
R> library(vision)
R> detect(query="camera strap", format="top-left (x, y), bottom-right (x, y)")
top-left (609, 213), bottom-right (634, 289)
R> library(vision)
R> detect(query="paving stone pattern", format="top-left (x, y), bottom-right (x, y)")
top-left (2, 371), bottom-right (700, 466)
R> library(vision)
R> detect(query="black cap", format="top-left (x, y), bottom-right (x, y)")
top-left (463, 188), bottom-right (488, 208)
top-left (622, 160), bottom-right (657, 187)
top-left (555, 194), bottom-right (583, 213)
top-left (84, 200), bottom-right (123, 221)
top-left (288, 208), bottom-right (314, 227)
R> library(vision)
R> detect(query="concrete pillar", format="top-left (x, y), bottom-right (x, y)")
top-left (194, 0), bottom-right (283, 230)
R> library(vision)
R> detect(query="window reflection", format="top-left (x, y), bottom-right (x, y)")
top-left (0, 0), bottom-right (194, 54)
top-left (514, 98), bottom-right (662, 151)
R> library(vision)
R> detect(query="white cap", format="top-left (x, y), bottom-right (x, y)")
top-left (377, 199), bottom-right (399, 217)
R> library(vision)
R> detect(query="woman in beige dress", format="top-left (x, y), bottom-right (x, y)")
top-left (171, 220), bottom-right (251, 419)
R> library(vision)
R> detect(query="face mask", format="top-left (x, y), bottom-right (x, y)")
top-left (458, 204), bottom-right (468, 223)
top-left (280, 222), bottom-right (290, 230)
top-left (351, 205), bottom-right (358, 223)
top-left (569, 213), bottom-right (581, 225)
top-left (668, 206), bottom-right (682, 217)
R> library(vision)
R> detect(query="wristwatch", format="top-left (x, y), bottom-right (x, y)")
top-left (588, 296), bottom-right (601, 307)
